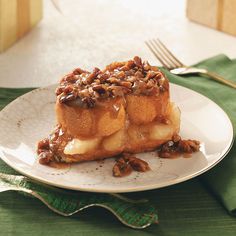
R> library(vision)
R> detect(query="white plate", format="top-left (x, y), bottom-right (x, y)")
top-left (0, 84), bottom-right (233, 193)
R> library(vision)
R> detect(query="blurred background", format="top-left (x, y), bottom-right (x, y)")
top-left (0, 0), bottom-right (236, 87)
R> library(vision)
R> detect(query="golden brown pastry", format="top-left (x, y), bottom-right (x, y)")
top-left (37, 56), bottom-right (180, 164)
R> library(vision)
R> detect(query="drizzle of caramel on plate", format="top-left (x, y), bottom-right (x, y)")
top-left (48, 162), bottom-right (70, 169)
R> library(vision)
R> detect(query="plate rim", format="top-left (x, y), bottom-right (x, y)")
top-left (0, 83), bottom-right (234, 193)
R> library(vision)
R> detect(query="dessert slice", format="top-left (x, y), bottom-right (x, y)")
top-left (37, 56), bottom-right (181, 164)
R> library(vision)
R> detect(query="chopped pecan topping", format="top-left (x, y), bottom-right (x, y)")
top-left (55, 56), bottom-right (167, 107)
top-left (158, 135), bottom-right (200, 158)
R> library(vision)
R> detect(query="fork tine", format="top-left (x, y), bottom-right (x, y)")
top-left (152, 39), bottom-right (181, 68)
top-left (149, 39), bottom-right (177, 69)
top-left (145, 40), bottom-right (169, 68)
top-left (145, 40), bottom-right (173, 69)
top-left (155, 39), bottom-right (184, 67)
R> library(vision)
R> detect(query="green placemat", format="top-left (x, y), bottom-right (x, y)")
top-left (0, 54), bottom-right (236, 235)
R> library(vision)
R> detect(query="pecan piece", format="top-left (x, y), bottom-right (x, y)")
top-left (109, 85), bottom-right (130, 96)
top-left (107, 77), bottom-right (120, 84)
top-left (79, 88), bottom-right (90, 97)
top-left (82, 97), bottom-right (96, 108)
top-left (158, 135), bottom-right (200, 158)
top-left (125, 69), bottom-right (136, 76)
top-left (55, 86), bottom-right (64, 96)
top-left (132, 80), bottom-right (147, 94)
top-left (125, 60), bottom-right (135, 69)
top-left (59, 92), bottom-right (77, 103)
top-left (116, 71), bottom-right (125, 79)
top-left (86, 67), bottom-right (101, 84)
top-left (154, 72), bottom-right (163, 80)
top-left (73, 67), bottom-right (87, 75)
top-left (64, 73), bottom-right (75, 82)
top-left (92, 84), bottom-right (107, 95)
top-left (120, 81), bottom-right (132, 88)
top-left (38, 151), bottom-right (54, 165)
top-left (98, 74), bottom-right (108, 83)
top-left (37, 138), bottom-right (50, 154)
top-left (172, 134), bottom-right (181, 142)
top-left (143, 61), bottom-right (151, 71)
top-left (106, 62), bottom-right (125, 71)
top-left (135, 70), bottom-right (144, 78)
top-left (133, 56), bottom-right (142, 68)
top-left (63, 84), bottom-right (74, 94)
top-left (146, 79), bottom-right (157, 88)
top-left (113, 158), bottom-right (132, 177)
top-left (145, 71), bottom-right (157, 80)
top-left (126, 75), bottom-right (136, 82)
top-left (178, 140), bottom-right (200, 153)
top-left (120, 65), bottom-right (130, 71)
top-left (113, 154), bottom-right (150, 177)
top-left (128, 157), bottom-right (150, 172)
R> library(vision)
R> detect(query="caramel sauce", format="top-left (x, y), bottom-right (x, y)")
top-left (157, 152), bottom-right (181, 159)
top-left (95, 97), bottom-right (124, 119)
top-left (96, 159), bottom-right (105, 164)
top-left (156, 152), bottom-right (192, 159)
top-left (183, 153), bottom-right (192, 158)
top-left (48, 162), bottom-right (70, 169)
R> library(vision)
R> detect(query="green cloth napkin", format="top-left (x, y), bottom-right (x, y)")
top-left (0, 54), bottom-right (236, 235)
top-left (161, 54), bottom-right (236, 214)
top-left (0, 173), bottom-right (158, 229)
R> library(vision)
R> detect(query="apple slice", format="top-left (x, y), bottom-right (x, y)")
top-left (102, 129), bottom-right (125, 151)
top-left (64, 138), bottom-right (100, 155)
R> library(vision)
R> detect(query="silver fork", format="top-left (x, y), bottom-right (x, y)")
top-left (145, 39), bottom-right (236, 89)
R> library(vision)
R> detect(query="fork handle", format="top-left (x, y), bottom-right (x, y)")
top-left (201, 70), bottom-right (236, 89)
